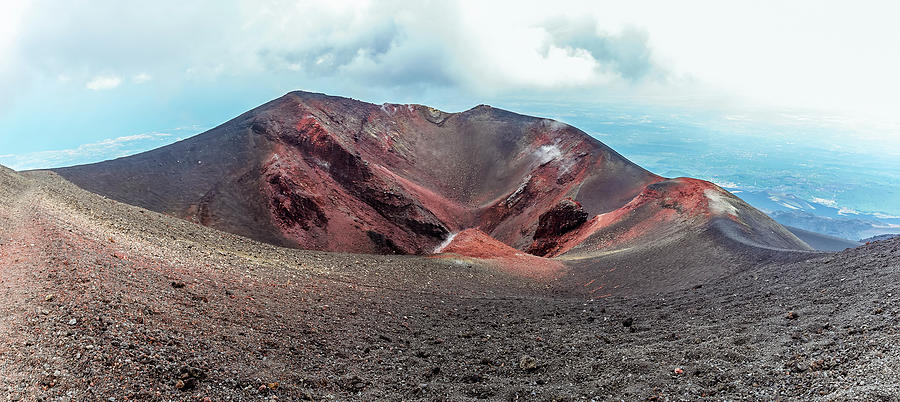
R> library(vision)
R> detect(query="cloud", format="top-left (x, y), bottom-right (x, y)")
top-left (85, 75), bottom-right (122, 90)
top-left (0, 132), bottom-right (175, 170)
top-left (257, 15), bottom-right (400, 77)
top-left (541, 17), bottom-right (660, 82)
top-left (249, 1), bottom-right (460, 89)
top-left (249, 2), bottom-right (670, 97)
top-left (838, 207), bottom-right (861, 216)
top-left (2, 1), bottom-right (670, 104)
top-left (133, 73), bottom-right (151, 84)
top-left (6, 0), bottom-right (899, 126)
top-left (0, 1), bottom-right (30, 110)
top-left (811, 197), bottom-right (839, 208)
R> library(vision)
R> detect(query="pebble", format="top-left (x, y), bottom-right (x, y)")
top-left (519, 355), bottom-right (537, 371)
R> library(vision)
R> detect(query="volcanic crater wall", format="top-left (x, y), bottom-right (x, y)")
top-left (51, 90), bottom-right (812, 257)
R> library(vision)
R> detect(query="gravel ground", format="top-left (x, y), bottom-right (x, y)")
top-left (2, 169), bottom-right (900, 401)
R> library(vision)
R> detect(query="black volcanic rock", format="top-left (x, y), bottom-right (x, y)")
top-left (534, 198), bottom-right (589, 239)
top-left (529, 198), bottom-right (589, 256)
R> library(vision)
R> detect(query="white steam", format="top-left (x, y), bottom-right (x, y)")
top-left (433, 232), bottom-right (459, 253)
top-left (704, 189), bottom-right (738, 216)
top-left (535, 145), bottom-right (562, 165)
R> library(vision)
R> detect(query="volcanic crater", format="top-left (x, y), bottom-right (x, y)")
top-left (53, 91), bottom-right (812, 284)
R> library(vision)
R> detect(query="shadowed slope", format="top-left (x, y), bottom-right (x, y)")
top-left (786, 226), bottom-right (862, 251)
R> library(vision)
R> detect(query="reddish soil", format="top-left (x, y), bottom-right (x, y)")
top-left (434, 229), bottom-right (565, 280)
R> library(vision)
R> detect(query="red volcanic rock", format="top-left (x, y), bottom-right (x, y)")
top-left (52, 91), bottom-right (812, 261)
top-left (435, 229), bottom-right (565, 279)
top-left (542, 177), bottom-right (809, 257)
top-left (439, 229), bottom-right (523, 259)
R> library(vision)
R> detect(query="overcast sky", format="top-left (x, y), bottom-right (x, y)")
top-left (2, 0), bottom-right (900, 169)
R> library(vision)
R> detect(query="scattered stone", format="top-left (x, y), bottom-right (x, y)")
top-left (519, 355), bottom-right (537, 371)
top-left (174, 365), bottom-right (206, 391)
top-left (808, 358), bottom-right (829, 371)
top-left (412, 383), bottom-right (428, 396)
top-left (461, 373), bottom-right (484, 383)
top-left (425, 366), bottom-right (441, 379)
top-left (341, 376), bottom-right (367, 392)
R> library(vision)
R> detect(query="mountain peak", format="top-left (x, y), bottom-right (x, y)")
top-left (51, 91), bottom-right (811, 259)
